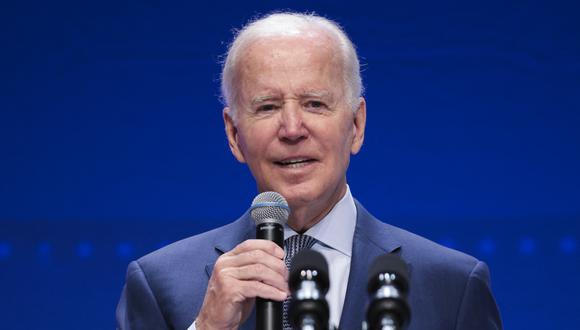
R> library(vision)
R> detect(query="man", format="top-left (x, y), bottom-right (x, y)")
top-left (116, 12), bottom-right (502, 330)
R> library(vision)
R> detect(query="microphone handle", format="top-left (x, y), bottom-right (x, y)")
top-left (256, 222), bottom-right (284, 330)
top-left (256, 222), bottom-right (284, 247)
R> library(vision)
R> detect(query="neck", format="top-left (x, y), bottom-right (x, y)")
top-left (287, 184), bottom-right (347, 233)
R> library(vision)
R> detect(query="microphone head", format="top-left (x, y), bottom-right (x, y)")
top-left (368, 254), bottom-right (409, 294)
top-left (250, 191), bottom-right (290, 225)
top-left (289, 249), bottom-right (330, 293)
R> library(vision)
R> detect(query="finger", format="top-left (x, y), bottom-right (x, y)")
top-left (227, 239), bottom-right (284, 259)
top-left (239, 280), bottom-right (288, 301)
top-left (221, 249), bottom-right (288, 278)
top-left (224, 263), bottom-right (289, 292)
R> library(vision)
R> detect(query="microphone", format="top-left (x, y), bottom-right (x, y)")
top-left (250, 191), bottom-right (290, 330)
top-left (288, 249), bottom-right (330, 330)
top-left (365, 254), bottom-right (410, 330)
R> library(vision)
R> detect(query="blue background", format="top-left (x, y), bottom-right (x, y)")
top-left (1, 1), bottom-right (579, 329)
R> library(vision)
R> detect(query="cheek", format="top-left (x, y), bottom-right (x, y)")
top-left (238, 126), bottom-right (271, 160)
top-left (238, 136), bottom-right (258, 159)
top-left (322, 132), bottom-right (352, 166)
top-left (336, 121), bottom-right (355, 153)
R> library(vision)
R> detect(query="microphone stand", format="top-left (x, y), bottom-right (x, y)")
top-left (362, 308), bottom-right (402, 330)
top-left (379, 314), bottom-right (398, 330)
top-left (297, 316), bottom-right (337, 330)
top-left (298, 314), bottom-right (317, 330)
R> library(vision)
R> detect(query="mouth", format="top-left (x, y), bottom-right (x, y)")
top-left (274, 157), bottom-right (317, 168)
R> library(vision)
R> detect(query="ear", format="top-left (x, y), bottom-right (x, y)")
top-left (223, 107), bottom-right (246, 163)
top-left (350, 97), bottom-right (367, 155)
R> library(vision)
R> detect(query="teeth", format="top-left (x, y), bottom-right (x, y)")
top-left (277, 158), bottom-right (312, 167)
top-left (284, 162), bottom-right (309, 168)
top-left (281, 158), bottom-right (309, 165)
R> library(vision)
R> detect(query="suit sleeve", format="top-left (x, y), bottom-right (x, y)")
top-left (454, 261), bottom-right (503, 330)
top-left (116, 260), bottom-right (170, 330)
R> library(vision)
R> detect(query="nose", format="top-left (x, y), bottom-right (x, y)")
top-left (278, 102), bottom-right (308, 143)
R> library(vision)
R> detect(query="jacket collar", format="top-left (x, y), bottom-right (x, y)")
top-left (338, 200), bottom-right (403, 329)
top-left (204, 212), bottom-right (255, 277)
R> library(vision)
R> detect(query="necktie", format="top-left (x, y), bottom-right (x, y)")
top-left (283, 235), bottom-right (317, 330)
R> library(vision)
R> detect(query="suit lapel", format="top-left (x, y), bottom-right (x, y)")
top-left (339, 201), bottom-right (403, 329)
top-left (205, 212), bottom-right (255, 278)
top-left (203, 212), bottom-right (258, 329)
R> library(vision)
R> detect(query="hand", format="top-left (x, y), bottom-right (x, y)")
top-left (195, 239), bottom-right (289, 330)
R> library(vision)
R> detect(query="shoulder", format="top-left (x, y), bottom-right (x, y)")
top-left (355, 200), bottom-right (482, 279)
top-left (355, 202), bottom-right (501, 328)
top-left (136, 215), bottom-right (253, 274)
top-left (119, 215), bottom-right (254, 329)
top-left (393, 223), bottom-right (479, 274)
top-left (123, 214), bottom-right (253, 291)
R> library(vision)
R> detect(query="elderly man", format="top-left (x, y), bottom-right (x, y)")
top-left (116, 12), bottom-right (502, 330)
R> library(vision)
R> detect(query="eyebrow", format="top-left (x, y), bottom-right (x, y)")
top-left (301, 90), bottom-right (332, 99)
top-left (250, 90), bottom-right (333, 105)
top-left (251, 95), bottom-right (281, 105)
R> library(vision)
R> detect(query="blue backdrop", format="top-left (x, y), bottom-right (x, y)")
top-left (1, 1), bottom-right (579, 329)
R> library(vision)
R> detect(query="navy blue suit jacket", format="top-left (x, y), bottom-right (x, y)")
top-left (117, 201), bottom-right (502, 329)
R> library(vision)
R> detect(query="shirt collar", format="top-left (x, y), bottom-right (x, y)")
top-left (283, 185), bottom-right (357, 257)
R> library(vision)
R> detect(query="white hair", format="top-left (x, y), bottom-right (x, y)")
top-left (221, 12), bottom-right (363, 119)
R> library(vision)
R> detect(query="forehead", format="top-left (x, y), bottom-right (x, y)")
top-left (234, 35), bottom-right (345, 96)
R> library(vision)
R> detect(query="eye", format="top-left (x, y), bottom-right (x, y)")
top-left (256, 104), bottom-right (278, 112)
top-left (305, 100), bottom-right (327, 109)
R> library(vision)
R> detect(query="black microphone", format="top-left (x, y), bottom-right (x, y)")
top-left (366, 254), bottom-right (410, 330)
top-left (250, 191), bottom-right (290, 330)
top-left (289, 249), bottom-right (330, 330)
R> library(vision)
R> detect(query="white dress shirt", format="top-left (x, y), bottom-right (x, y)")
top-left (283, 185), bottom-right (356, 329)
top-left (190, 186), bottom-right (357, 330)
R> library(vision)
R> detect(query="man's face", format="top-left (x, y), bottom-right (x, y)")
top-left (224, 35), bottom-right (366, 222)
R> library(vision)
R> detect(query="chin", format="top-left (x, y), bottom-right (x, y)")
top-left (277, 184), bottom-right (324, 209)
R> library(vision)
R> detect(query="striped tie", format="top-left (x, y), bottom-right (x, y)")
top-left (283, 235), bottom-right (317, 330)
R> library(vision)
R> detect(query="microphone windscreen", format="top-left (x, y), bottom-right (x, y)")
top-left (250, 191), bottom-right (289, 225)
top-left (368, 254), bottom-right (409, 292)
top-left (289, 249), bottom-right (329, 292)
